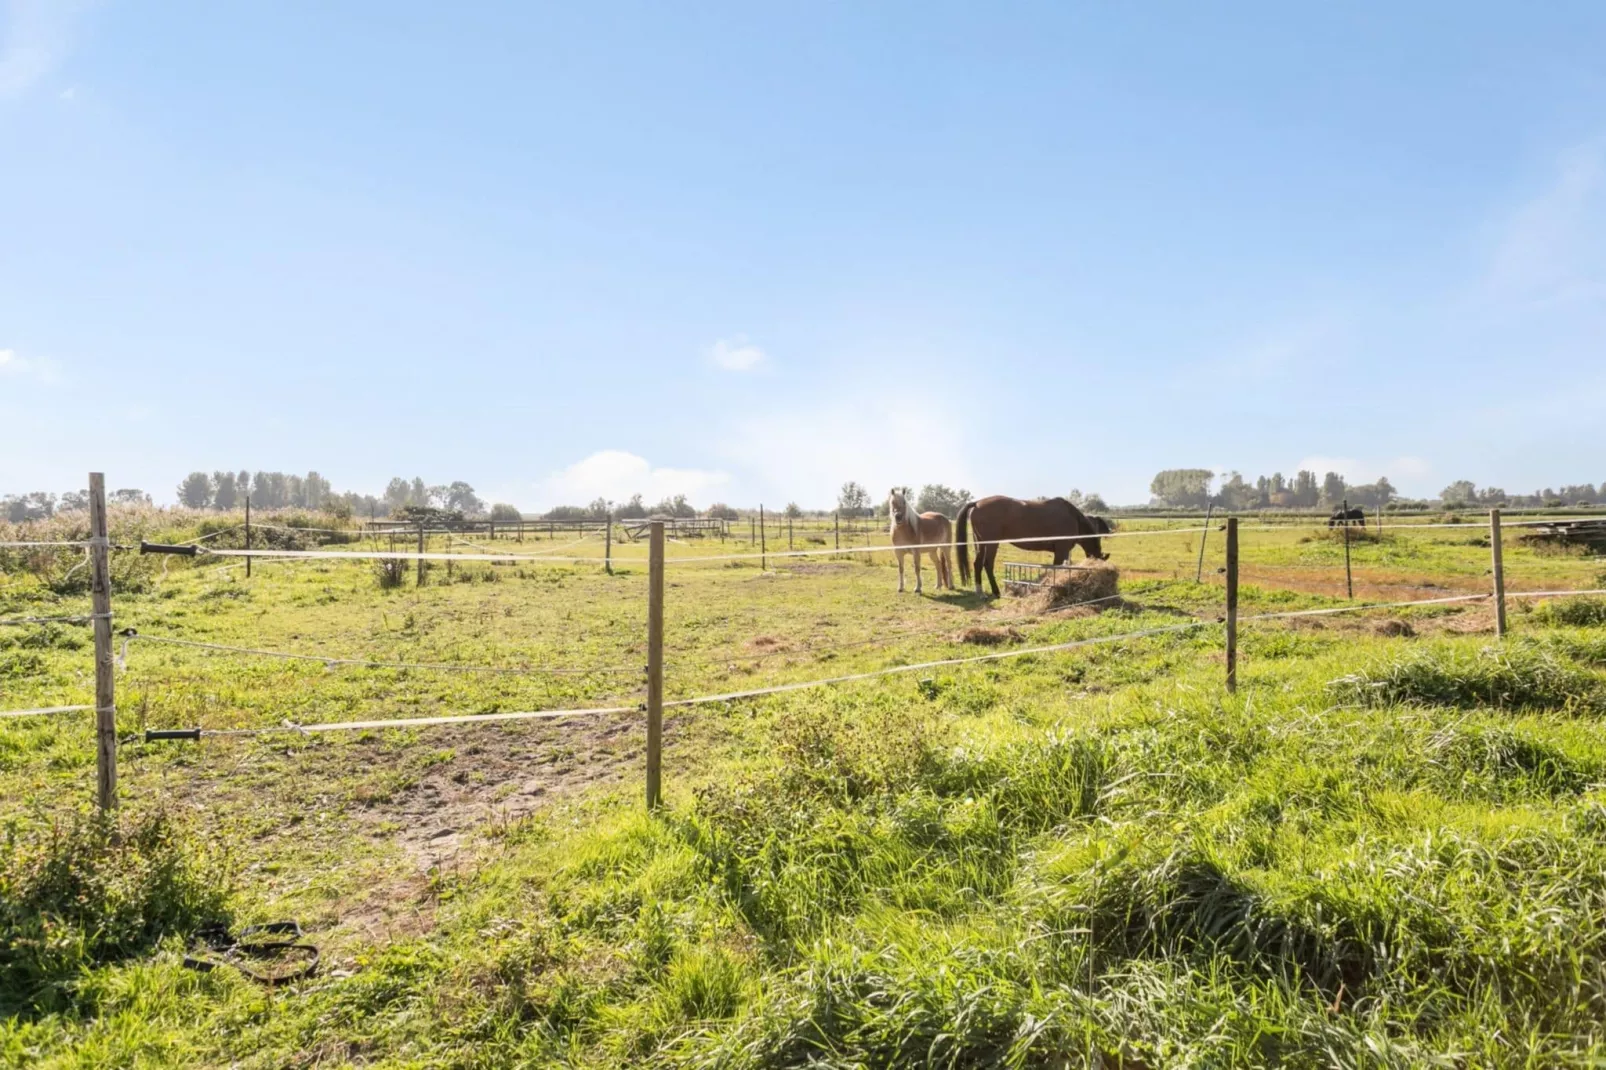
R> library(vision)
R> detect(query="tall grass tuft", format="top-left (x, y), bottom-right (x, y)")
top-left (0, 811), bottom-right (231, 1015)
top-left (1534, 596), bottom-right (1606, 628)
top-left (1329, 642), bottom-right (1603, 713)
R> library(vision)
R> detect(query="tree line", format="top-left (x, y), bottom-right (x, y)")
top-left (1148, 468), bottom-right (1606, 511)
top-left (10, 466), bottom-right (1604, 527)
top-left (1149, 468), bottom-right (1394, 510)
top-left (171, 471), bottom-right (496, 519)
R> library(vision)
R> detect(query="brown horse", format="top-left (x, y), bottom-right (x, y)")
top-left (956, 496), bottom-right (1107, 597)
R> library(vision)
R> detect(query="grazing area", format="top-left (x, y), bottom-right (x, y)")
top-left (4, 509), bottom-right (1606, 1065)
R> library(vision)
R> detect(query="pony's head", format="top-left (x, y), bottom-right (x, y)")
top-left (888, 488), bottom-right (910, 524)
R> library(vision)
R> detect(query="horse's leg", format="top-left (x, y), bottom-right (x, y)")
top-left (913, 548), bottom-right (923, 594)
top-left (937, 546), bottom-right (950, 589)
top-left (896, 548), bottom-right (906, 593)
top-left (984, 544), bottom-right (1001, 598)
top-left (973, 537), bottom-right (985, 595)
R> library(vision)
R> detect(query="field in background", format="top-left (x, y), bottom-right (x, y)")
top-left (4, 508), bottom-right (1606, 1065)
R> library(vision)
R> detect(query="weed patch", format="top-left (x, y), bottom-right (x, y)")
top-left (0, 811), bottom-right (231, 1015)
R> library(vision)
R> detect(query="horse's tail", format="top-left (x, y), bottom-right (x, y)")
top-left (955, 501), bottom-right (976, 584)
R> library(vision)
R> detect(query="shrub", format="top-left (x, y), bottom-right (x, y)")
top-left (375, 557), bottom-right (408, 590)
top-left (0, 811), bottom-right (231, 1014)
top-left (490, 503), bottom-right (523, 523)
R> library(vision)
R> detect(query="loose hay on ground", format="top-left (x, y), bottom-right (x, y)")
top-left (957, 626), bottom-right (1025, 645)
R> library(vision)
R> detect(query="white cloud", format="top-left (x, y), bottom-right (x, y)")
top-left (1486, 141), bottom-right (1606, 308)
top-left (538, 450), bottom-right (730, 507)
top-left (707, 335), bottom-right (766, 372)
top-left (720, 394), bottom-right (976, 508)
top-left (0, 347), bottom-right (60, 383)
top-left (0, 0), bottom-right (84, 99)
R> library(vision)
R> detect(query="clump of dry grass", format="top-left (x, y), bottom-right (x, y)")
top-left (956, 626), bottom-right (1025, 646)
top-left (1375, 619), bottom-right (1416, 638)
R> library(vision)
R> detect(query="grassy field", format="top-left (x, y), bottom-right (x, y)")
top-left (4, 509), bottom-right (1606, 1066)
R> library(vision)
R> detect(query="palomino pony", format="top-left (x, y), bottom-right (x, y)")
top-left (956, 495), bottom-right (1106, 598)
top-left (888, 488), bottom-right (954, 593)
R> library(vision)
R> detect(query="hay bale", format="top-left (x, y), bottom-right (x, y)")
top-left (1026, 560), bottom-right (1120, 612)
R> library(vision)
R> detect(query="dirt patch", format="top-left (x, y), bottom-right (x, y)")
top-left (367, 710), bottom-right (641, 872)
top-left (777, 562), bottom-right (857, 576)
top-left (747, 635), bottom-right (785, 649)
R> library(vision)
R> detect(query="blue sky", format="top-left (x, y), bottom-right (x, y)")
top-left (3, 2), bottom-right (1604, 509)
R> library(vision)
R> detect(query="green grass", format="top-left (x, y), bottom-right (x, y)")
top-left (3, 509), bottom-right (1606, 1065)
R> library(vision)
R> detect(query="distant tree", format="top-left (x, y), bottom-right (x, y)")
top-left (783, 502), bottom-right (803, 519)
top-left (304, 471), bottom-right (331, 509)
top-left (410, 477), bottom-right (429, 508)
top-left (705, 503), bottom-right (739, 520)
top-left (586, 497), bottom-right (610, 520)
top-left (384, 478), bottom-right (412, 512)
top-left (250, 472), bottom-right (288, 509)
top-left (1149, 469), bottom-right (1214, 509)
top-left (444, 481), bottom-right (484, 515)
top-left (3, 492), bottom-right (56, 522)
top-left (110, 489), bottom-right (151, 506)
top-left (1215, 472), bottom-right (1258, 511)
top-left (58, 489), bottom-right (89, 512)
top-left (489, 503), bottom-right (522, 523)
top-left (177, 472), bottom-right (213, 509)
top-left (1440, 480), bottom-right (1477, 506)
top-left (649, 494), bottom-right (697, 518)
top-left (837, 481), bottom-right (871, 518)
top-left (1293, 470), bottom-right (1320, 508)
top-left (616, 493), bottom-right (648, 520)
top-left (212, 471), bottom-right (239, 511)
top-left (543, 505), bottom-right (591, 521)
top-left (916, 484), bottom-right (970, 517)
top-left (1082, 493), bottom-right (1110, 513)
top-left (1320, 472), bottom-right (1348, 507)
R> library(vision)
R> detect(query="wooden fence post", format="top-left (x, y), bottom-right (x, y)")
top-left (645, 520), bottom-right (665, 810)
top-left (788, 514), bottom-right (793, 551)
top-left (1490, 508), bottom-right (1507, 638)
top-left (417, 522), bottom-right (426, 587)
top-left (89, 473), bottom-right (117, 812)
top-left (244, 496), bottom-right (252, 578)
top-left (604, 511), bottom-right (613, 575)
top-left (1195, 502), bottom-right (1214, 583)
top-left (1342, 498), bottom-right (1353, 600)
top-left (834, 511), bottom-right (840, 551)
top-left (1225, 517), bottom-right (1239, 695)
top-left (760, 505), bottom-right (767, 570)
